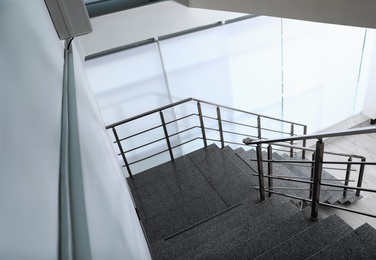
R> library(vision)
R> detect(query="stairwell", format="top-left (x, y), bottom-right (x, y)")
top-left (127, 144), bottom-right (376, 259)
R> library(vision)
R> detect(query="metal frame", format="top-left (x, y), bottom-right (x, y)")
top-left (106, 97), bottom-right (307, 178)
top-left (244, 125), bottom-right (376, 221)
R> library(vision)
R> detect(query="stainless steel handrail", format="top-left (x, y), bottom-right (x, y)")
top-left (106, 97), bottom-right (307, 129)
top-left (244, 124), bottom-right (375, 221)
top-left (254, 140), bottom-right (366, 160)
top-left (107, 98), bottom-right (307, 178)
top-left (244, 126), bottom-right (376, 144)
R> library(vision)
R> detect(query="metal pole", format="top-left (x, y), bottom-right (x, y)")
top-left (356, 158), bottom-right (366, 197)
top-left (302, 125), bottom-right (308, 159)
top-left (257, 116), bottom-right (262, 139)
top-left (268, 145), bottom-right (273, 197)
top-left (290, 124), bottom-right (294, 157)
top-left (197, 102), bottom-right (208, 149)
top-left (217, 106), bottom-right (225, 149)
top-left (256, 144), bottom-right (266, 201)
top-left (309, 152), bottom-right (315, 199)
top-left (159, 111), bottom-right (174, 161)
top-left (343, 157), bottom-right (352, 198)
top-left (311, 139), bottom-right (324, 221)
top-left (112, 127), bottom-right (133, 178)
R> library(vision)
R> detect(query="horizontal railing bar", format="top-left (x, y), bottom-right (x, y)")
top-left (107, 97), bottom-right (307, 129)
top-left (170, 137), bottom-right (201, 149)
top-left (245, 126), bottom-right (376, 145)
top-left (165, 113), bottom-right (198, 125)
top-left (220, 119), bottom-right (258, 129)
top-left (323, 161), bottom-right (376, 166)
top-left (127, 149), bottom-right (169, 166)
top-left (168, 126), bottom-right (200, 138)
top-left (320, 182), bottom-right (376, 193)
top-left (252, 174), bottom-right (355, 182)
top-left (255, 188), bottom-right (312, 203)
top-left (269, 161), bottom-right (356, 172)
top-left (260, 127), bottom-right (293, 136)
top-left (106, 98), bottom-right (194, 129)
top-left (204, 127), bottom-right (219, 132)
top-left (257, 174), bottom-right (313, 185)
top-left (269, 142), bottom-right (365, 159)
top-left (266, 187), bottom-right (311, 190)
top-left (121, 137), bottom-right (166, 154)
top-left (319, 202), bottom-right (376, 219)
top-left (202, 115), bottom-right (218, 121)
top-left (261, 159), bottom-right (314, 164)
top-left (206, 138), bottom-right (221, 143)
top-left (115, 124), bottom-right (162, 143)
top-left (222, 129), bottom-right (256, 137)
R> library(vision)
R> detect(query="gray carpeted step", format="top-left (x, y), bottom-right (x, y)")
top-left (237, 149), bottom-right (311, 201)
top-left (187, 144), bottom-right (258, 206)
top-left (212, 206), bottom-right (317, 259)
top-left (308, 223), bottom-right (376, 259)
top-left (222, 146), bottom-right (259, 185)
top-left (278, 153), bottom-right (357, 204)
top-left (151, 195), bottom-right (290, 260)
top-left (176, 201), bottom-right (300, 260)
top-left (254, 214), bottom-right (353, 259)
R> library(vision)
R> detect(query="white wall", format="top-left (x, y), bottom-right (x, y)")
top-left (0, 0), bottom-right (150, 258)
top-left (0, 1), bottom-right (63, 258)
top-left (71, 44), bottom-right (151, 259)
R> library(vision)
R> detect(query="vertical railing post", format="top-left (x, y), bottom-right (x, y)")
top-left (302, 126), bottom-right (308, 159)
top-left (311, 139), bottom-right (324, 221)
top-left (112, 127), bottom-right (133, 178)
top-left (256, 144), bottom-right (266, 201)
top-left (217, 106), bottom-right (225, 150)
top-left (159, 111), bottom-right (174, 162)
top-left (290, 124), bottom-right (294, 157)
top-left (356, 158), bottom-right (366, 197)
top-left (309, 152), bottom-right (315, 199)
top-left (197, 102), bottom-right (208, 149)
top-left (257, 116), bottom-right (262, 139)
top-left (343, 157), bottom-right (352, 198)
top-left (267, 145), bottom-right (273, 197)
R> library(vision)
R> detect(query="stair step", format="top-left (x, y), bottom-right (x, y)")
top-left (308, 223), bottom-right (376, 259)
top-left (254, 214), bottom-right (353, 259)
top-left (175, 201), bottom-right (300, 260)
top-left (222, 146), bottom-right (258, 184)
top-left (279, 153), bottom-right (360, 204)
top-left (187, 144), bottom-right (259, 206)
top-left (151, 195), bottom-right (290, 259)
top-left (212, 206), bottom-right (316, 259)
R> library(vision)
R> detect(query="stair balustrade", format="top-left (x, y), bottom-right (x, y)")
top-left (106, 97), bottom-right (307, 178)
top-left (244, 126), bottom-right (376, 221)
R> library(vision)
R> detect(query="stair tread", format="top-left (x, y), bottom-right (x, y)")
top-left (175, 201), bottom-right (300, 260)
top-left (254, 214), bottom-right (353, 260)
top-left (151, 195), bottom-right (290, 259)
top-left (308, 223), bottom-right (376, 259)
top-left (212, 206), bottom-right (316, 259)
top-left (279, 153), bottom-right (354, 204)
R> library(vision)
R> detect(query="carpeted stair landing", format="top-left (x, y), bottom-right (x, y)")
top-left (127, 144), bottom-right (376, 259)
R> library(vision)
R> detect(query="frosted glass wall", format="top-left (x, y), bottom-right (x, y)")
top-left (85, 16), bottom-right (371, 173)
top-left (283, 19), bottom-right (367, 133)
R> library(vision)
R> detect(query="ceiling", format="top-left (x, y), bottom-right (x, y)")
top-left (84, 0), bottom-right (167, 17)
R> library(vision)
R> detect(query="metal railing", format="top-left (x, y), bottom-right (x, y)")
top-left (244, 126), bottom-right (376, 221)
top-left (106, 97), bottom-right (307, 178)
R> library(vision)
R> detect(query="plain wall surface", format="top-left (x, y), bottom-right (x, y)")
top-left (0, 1), bottom-right (63, 258)
top-left (0, 0), bottom-right (151, 258)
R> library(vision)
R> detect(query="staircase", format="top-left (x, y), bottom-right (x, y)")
top-left (127, 144), bottom-right (376, 259)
